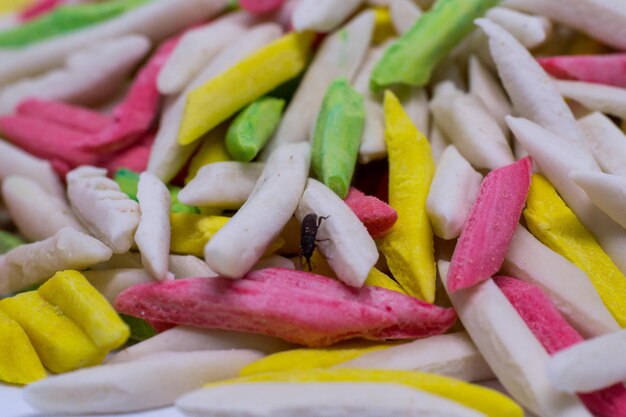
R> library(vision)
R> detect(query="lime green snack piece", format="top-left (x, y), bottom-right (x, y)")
top-left (311, 78), bottom-right (365, 198)
top-left (120, 314), bottom-right (156, 342)
top-left (226, 97), bottom-right (286, 162)
top-left (0, 230), bottom-right (25, 255)
top-left (0, 0), bottom-right (150, 48)
top-left (370, 0), bottom-right (499, 89)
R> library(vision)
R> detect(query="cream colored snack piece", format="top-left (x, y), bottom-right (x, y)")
top-left (578, 112), bottom-right (626, 177)
top-left (429, 122), bottom-right (451, 163)
top-left (135, 172), bottom-right (172, 281)
top-left (468, 55), bottom-right (512, 132)
top-left (251, 255), bottom-right (295, 271)
top-left (556, 80), bottom-right (626, 119)
top-left (390, 0), bottom-right (422, 35)
top-left (296, 179), bottom-right (378, 287)
top-left (292, 0), bottom-right (364, 32)
top-left (24, 350), bottom-right (263, 415)
top-left (439, 261), bottom-right (592, 417)
top-left (0, 228), bottom-right (112, 294)
top-left (178, 162), bottom-right (265, 209)
top-left (0, 35), bottom-right (150, 114)
top-left (486, 7), bottom-right (551, 49)
top-left (205, 142), bottom-right (310, 278)
top-left (426, 146), bottom-right (482, 240)
top-left (570, 170), bottom-right (626, 230)
top-left (177, 382), bottom-right (487, 417)
top-left (2, 176), bottom-right (85, 241)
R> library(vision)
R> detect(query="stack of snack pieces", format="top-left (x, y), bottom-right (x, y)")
top-left (1, 0), bottom-right (626, 416)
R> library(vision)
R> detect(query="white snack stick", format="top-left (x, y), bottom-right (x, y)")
top-left (0, 0), bottom-right (228, 86)
top-left (504, 0), bottom-right (626, 51)
top-left (110, 326), bottom-right (291, 364)
top-left (135, 172), bottom-right (172, 281)
top-left (205, 142), bottom-right (310, 279)
top-left (157, 14), bottom-right (248, 95)
top-left (507, 116), bottom-right (626, 275)
top-left (397, 87), bottom-right (429, 136)
top-left (468, 55), bottom-right (512, 132)
top-left (251, 255), bottom-right (296, 271)
top-left (67, 166), bottom-right (140, 254)
top-left (296, 179), bottom-right (378, 287)
top-left (2, 176), bottom-right (86, 241)
top-left (430, 82), bottom-right (514, 170)
top-left (486, 7), bottom-right (551, 49)
top-left (546, 328), bottom-right (626, 394)
top-left (337, 332), bottom-right (494, 382)
top-left (0, 227), bottom-right (112, 294)
top-left (24, 350), bottom-right (263, 415)
top-left (177, 382), bottom-right (487, 417)
top-left (0, 139), bottom-right (64, 198)
top-left (84, 268), bottom-right (154, 303)
top-left (0, 35), bottom-right (150, 114)
top-left (178, 162), bottom-right (265, 209)
top-left (292, 0), bottom-right (364, 32)
top-left (148, 24), bottom-right (282, 182)
top-left (439, 261), bottom-right (593, 417)
top-left (578, 112), bottom-right (626, 177)
top-left (476, 19), bottom-right (590, 154)
top-left (168, 254), bottom-right (218, 278)
top-left (429, 121), bottom-right (451, 163)
top-left (426, 146), bottom-right (483, 240)
top-left (502, 225), bottom-right (620, 338)
top-left (261, 11), bottom-right (374, 160)
top-left (570, 170), bottom-right (626, 230)
top-left (390, 0), bottom-right (422, 35)
top-left (557, 81), bottom-right (626, 119)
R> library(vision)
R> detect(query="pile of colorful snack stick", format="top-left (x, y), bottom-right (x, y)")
top-left (1, 0), bottom-right (626, 415)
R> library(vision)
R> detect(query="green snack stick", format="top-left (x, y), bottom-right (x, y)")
top-left (120, 314), bottom-right (156, 342)
top-left (0, 0), bottom-right (149, 48)
top-left (312, 78), bottom-right (365, 199)
top-left (370, 0), bottom-right (499, 89)
top-left (114, 169), bottom-right (200, 214)
top-left (0, 231), bottom-right (25, 255)
top-left (226, 97), bottom-right (286, 162)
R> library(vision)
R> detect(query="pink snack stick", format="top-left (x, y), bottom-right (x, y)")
top-left (19, 0), bottom-right (63, 21)
top-left (446, 157), bottom-right (532, 293)
top-left (538, 54), bottom-right (626, 89)
top-left (17, 98), bottom-right (113, 134)
top-left (103, 130), bottom-right (155, 174)
top-left (240, 0), bottom-right (285, 15)
top-left (114, 268), bottom-right (456, 347)
top-left (495, 275), bottom-right (626, 417)
top-left (0, 115), bottom-right (98, 168)
top-left (344, 187), bottom-right (398, 239)
top-left (80, 35), bottom-right (180, 153)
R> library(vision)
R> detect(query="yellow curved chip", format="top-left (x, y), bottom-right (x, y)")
top-left (379, 90), bottom-right (436, 302)
top-left (0, 310), bottom-right (46, 385)
top-left (184, 125), bottom-right (231, 184)
top-left (178, 31), bottom-right (314, 146)
top-left (372, 7), bottom-right (395, 44)
top-left (210, 369), bottom-right (523, 417)
top-left (365, 267), bottom-right (407, 294)
top-left (524, 174), bottom-right (626, 327)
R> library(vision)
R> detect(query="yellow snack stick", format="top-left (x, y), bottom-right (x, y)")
top-left (210, 369), bottom-right (523, 417)
top-left (0, 0), bottom-right (34, 14)
top-left (240, 341), bottom-right (391, 376)
top-left (372, 7), bottom-right (395, 44)
top-left (184, 125), bottom-right (231, 184)
top-left (178, 31), bottom-right (314, 146)
top-left (0, 310), bottom-right (46, 385)
top-left (38, 270), bottom-right (130, 351)
top-left (379, 90), bottom-right (436, 302)
top-left (0, 292), bottom-right (104, 373)
top-left (364, 267), bottom-right (408, 294)
top-left (524, 174), bottom-right (626, 327)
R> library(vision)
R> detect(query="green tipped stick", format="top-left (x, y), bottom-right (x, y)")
top-left (312, 78), bottom-right (365, 199)
top-left (0, 0), bottom-right (149, 48)
top-left (370, 0), bottom-right (499, 89)
top-left (226, 97), bottom-right (285, 162)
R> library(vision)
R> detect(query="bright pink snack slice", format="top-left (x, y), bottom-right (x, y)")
top-left (0, 115), bottom-right (97, 167)
top-left (495, 275), bottom-right (626, 417)
top-left (17, 98), bottom-right (112, 134)
top-left (115, 268), bottom-right (456, 347)
top-left (20, 0), bottom-right (63, 21)
top-left (239, 0), bottom-right (285, 14)
top-left (344, 187), bottom-right (398, 239)
top-left (538, 54), bottom-right (626, 89)
top-left (103, 130), bottom-right (155, 174)
top-left (446, 157), bottom-right (532, 293)
top-left (79, 35), bottom-right (179, 153)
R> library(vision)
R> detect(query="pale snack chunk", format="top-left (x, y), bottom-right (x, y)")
top-left (390, 0), bottom-right (422, 35)
top-left (485, 7), bottom-right (551, 49)
top-left (556, 80), bottom-right (626, 119)
top-left (292, 0), bottom-right (364, 32)
top-left (578, 112), bottom-right (626, 177)
top-left (570, 170), bottom-right (626, 230)
top-left (468, 55), bottom-right (512, 132)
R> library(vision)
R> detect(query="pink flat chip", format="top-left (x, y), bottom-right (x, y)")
top-left (17, 99), bottom-right (113, 134)
top-left (239, 0), bottom-right (285, 15)
top-left (115, 268), bottom-right (456, 347)
top-left (446, 157), bottom-right (532, 293)
top-left (495, 275), bottom-right (626, 417)
top-left (344, 187), bottom-right (398, 239)
top-left (0, 115), bottom-right (98, 168)
top-left (103, 130), bottom-right (155, 175)
top-left (538, 54), bottom-right (626, 89)
top-left (79, 35), bottom-right (180, 153)
top-left (19, 0), bottom-right (63, 21)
